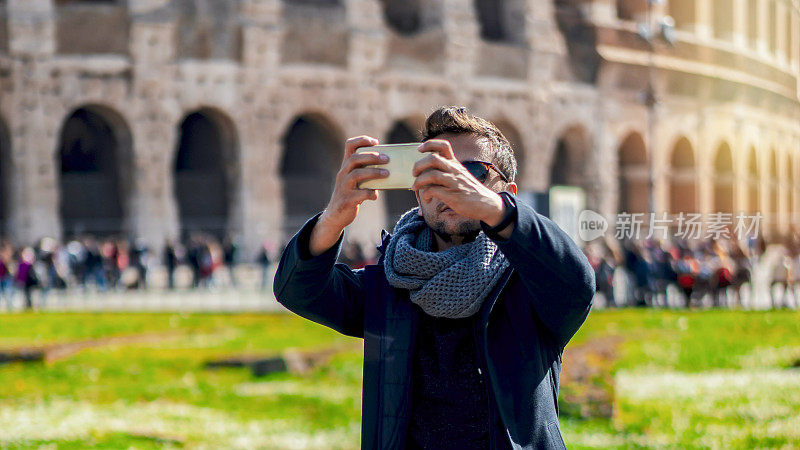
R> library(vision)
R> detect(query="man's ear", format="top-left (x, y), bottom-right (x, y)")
top-left (507, 182), bottom-right (518, 196)
top-left (415, 190), bottom-right (423, 216)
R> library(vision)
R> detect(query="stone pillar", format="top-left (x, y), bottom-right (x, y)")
top-left (6, 0), bottom-right (59, 243)
top-left (791, 10), bottom-right (800, 70)
top-left (731, 0), bottom-right (749, 48)
top-left (756, 0), bottom-right (770, 56)
top-left (241, 0), bottom-right (283, 70)
top-left (696, 125), bottom-right (713, 219)
top-left (442, 0), bottom-right (479, 84)
top-left (525, 0), bottom-right (564, 89)
top-left (128, 2), bottom-right (179, 250)
top-left (238, 0), bottom-right (284, 259)
top-left (775, 1), bottom-right (788, 66)
top-left (694, 0), bottom-right (713, 39)
top-left (346, 0), bottom-right (386, 73)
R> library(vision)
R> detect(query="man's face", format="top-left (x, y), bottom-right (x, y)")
top-left (416, 132), bottom-right (507, 241)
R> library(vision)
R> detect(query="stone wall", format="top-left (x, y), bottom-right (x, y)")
top-left (0, 0), bottom-right (797, 258)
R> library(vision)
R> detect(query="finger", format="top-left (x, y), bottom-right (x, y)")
top-left (417, 139), bottom-right (455, 160)
top-left (351, 188), bottom-right (378, 205)
top-left (412, 170), bottom-right (457, 192)
top-left (343, 152), bottom-right (390, 174)
top-left (418, 185), bottom-right (448, 204)
top-left (348, 167), bottom-right (390, 187)
top-left (412, 153), bottom-right (454, 177)
top-left (344, 136), bottom-right (379, 159)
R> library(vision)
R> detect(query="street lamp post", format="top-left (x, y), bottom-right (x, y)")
top-left (638, 0), bottom-right (676, 220)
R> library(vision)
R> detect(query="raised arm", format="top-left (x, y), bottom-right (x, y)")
top-left (487, 197), bottom-right (596, 349)
top-left (273, 135), bottom-right (390, 338)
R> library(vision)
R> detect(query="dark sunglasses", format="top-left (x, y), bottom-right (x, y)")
top-left (462, 160), bottom-right (509, 183)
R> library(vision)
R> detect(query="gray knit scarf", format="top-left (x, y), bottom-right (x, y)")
top-left (383, 207), bottom-right (510, 318)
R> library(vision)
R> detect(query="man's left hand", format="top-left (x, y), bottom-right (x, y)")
top-left (411, 139), bottom-right (508, 228)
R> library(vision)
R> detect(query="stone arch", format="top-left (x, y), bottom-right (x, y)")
top-left (713, 0), bottom-right (735, 41)
top-left (668, 0), bottom-right (695, 31)
top-left (769, 148), bottom-right (778, 232)
top-left (618, 131), bottom-right (649, 214)
top-left (747, 0), bottom-right (758, 47)
top-left (747, 146), bottom-right (759, 213)
top-left (668, 137), bottom-right (697, 214)
top-left (56, 104), bottom-right (133, 238)
top-left (383, 119), bottom-right (422, 227)
top-left (491, 118), bottom-right (526, 185)
top-left (616, 0), bottom-right (646, 21)
top-left (473, 0), bottom-right (524, 43)
top-left (786, 152), bottom-right (794, 227)
top-left (0, 116), bottom-right (10, 237)
top-left (549, 124), bottom-right (592, 196)
top-left (173, 107), bottom-right (240, 239)
top-left (280, 113), bottom-right (343, 234)
top-left (713, 142), bottom-right (734, 213)
top-left (380, 0), bottom-right (423, 35)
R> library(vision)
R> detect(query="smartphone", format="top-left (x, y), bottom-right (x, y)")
top-left (356, 143), bottom-right (425, 190)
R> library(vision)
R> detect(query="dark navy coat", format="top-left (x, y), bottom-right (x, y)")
top-left (274, 198), bottom-right (596, 449)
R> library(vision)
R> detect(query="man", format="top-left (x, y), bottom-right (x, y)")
top-left (274, 106), bottom-right (596, 449)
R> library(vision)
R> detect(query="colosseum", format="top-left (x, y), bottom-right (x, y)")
top-left (0, 0), bottom-right (798, 256)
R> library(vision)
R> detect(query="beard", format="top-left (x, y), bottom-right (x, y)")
top-left (421, 205), bottom-right (481, 244)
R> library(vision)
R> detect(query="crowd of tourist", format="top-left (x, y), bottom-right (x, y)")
top-left (0, 234), bottom-right (276, 310)
top-left (3, 227), bottom-right (799, 311)
top-left (584, 232), bottom-right (800, 309)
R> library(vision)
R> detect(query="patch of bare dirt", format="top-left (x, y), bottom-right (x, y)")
top-left (559, 335), bottom-right (623, 419)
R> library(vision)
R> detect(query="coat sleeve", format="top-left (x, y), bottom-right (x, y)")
top-left (485, 197), bottom-right (596, 349)
top-left (273, 213), bottom-right (367, 338)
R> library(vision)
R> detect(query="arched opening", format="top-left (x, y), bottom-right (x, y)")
top-left (786, 153), bottom-right (794, 227)
top-left (747, 146), bottom-right (758, 214)
top-left (747, 0), bottom-right (758, 47)
top-left (173, 108), bottom-right (239, 239)
top-left (380, 0), bottom-right (422, 35)
top-left (550, 125), bottom-right (593, 203)
top-left (492, 119), bottom-right (525, 186)
top-left (713, 142), bottom-right (734, 213)
top-left (280, 114), bottom-right (342, 234)
top-left (0, 117), bottom-right (10, 237)
top-left (668, 0), bottom-right (695, 31)
top-left (474, 0), bottom-right (507, 41)
top-left (713, 0), bottom-right (734, 40)
top-left (616, 0), bottom-right (646, 21)
top-left (618, 132), bottom-right (649, 214)
top-left (668, 137), bottom-right (697, 214)
top-left (383, 120), bottom-right (421, 228)
top-left (769, 148), bottom-right (778, 232)
top-left (57, 105), bottom-right (133, 238)
top-left (175, 0), bottom-right (242, 60)
top-left (768, 0), bottom-right (777, 55)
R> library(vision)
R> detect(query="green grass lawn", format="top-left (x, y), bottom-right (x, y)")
top-left (1, 309), bottom-right (799, 449)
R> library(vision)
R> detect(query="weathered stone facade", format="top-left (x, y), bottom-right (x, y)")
top-left (0, 0), bottom-right (798, 256)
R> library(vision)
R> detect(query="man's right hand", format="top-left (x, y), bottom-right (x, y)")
top-left (308, 136), bottom-right (389, 257)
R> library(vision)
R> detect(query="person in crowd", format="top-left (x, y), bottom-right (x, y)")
top-left (0, 242), bottom-right (14, 309)
top-left (257, 241), bottom-right (272, 292)
top-left (15, 247), bottom-right (38, 310)
top-left (163, 238), bottom-right (179, 290)
top-left (223, 236), bottom-right (238, 288)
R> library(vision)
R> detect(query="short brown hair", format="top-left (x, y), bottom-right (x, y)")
top-left (421, 106), bottom-right (517, 183)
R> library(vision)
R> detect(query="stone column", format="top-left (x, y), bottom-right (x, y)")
top-left (238, 0), bottom-right (284, 259)
top-left (694, 0), bottom-right (713, 40)
top-left (442, 0), bottom-right (478, 84)
top-left (345, 0), bottom-right (386, 73)
top-left (525, 0), bottom-right (565, 84)
top-left (731, 0), bottom-right (748, 47)
top-left (128, 1), bottom-right (180, 250)
top-left (6, 0), bottom-right (59, 243)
